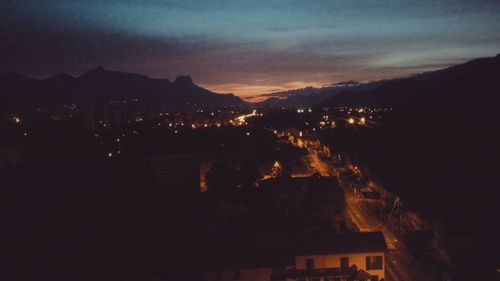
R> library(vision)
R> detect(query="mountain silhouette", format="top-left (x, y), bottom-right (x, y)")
top-left (320, 55), bottom-right (500, 108)
top-left (256, 80), bottom-right (392, 107)
top-left (0, 67), bottom-right (246, 112)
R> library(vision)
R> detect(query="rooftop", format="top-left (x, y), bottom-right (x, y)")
top-left (204, 232), bottom-right (387, 270)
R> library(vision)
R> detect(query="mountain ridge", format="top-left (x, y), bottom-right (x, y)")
top-left (320, 55), bottom-right (500, 108)
top-left (0, 67), bottom-right (247, 112)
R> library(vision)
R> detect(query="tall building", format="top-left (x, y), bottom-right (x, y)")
top-left (81, 97), bottom-right (109, 130)
top-left (143, 153), bottom-right (201, 201)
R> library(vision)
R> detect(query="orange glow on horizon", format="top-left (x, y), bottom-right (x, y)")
top-left (196, 65), bottom-right (450, 102)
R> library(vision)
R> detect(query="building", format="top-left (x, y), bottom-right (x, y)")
top-left (142, 153), bottom-right (201, 198)
top-left (204, 232), bottom-right (388, 281)
top-left (289, 232), bottom-right (387, 281)
top-left (81, 97), bottom-right (109, 130)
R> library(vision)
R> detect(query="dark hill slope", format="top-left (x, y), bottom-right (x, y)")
top-left (0, 67), bottom-right (247, 112)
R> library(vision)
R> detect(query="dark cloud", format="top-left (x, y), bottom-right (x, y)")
top-left (1, 0), bottom-right (499, 97)
top-left (332, 80), bottom-right (360, 86)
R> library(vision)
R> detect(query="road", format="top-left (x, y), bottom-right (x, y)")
top-left (300, 140), bottom-right (436, 281)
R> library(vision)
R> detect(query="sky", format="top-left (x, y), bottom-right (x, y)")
top-left (2, 0), bottom-right (500, 100)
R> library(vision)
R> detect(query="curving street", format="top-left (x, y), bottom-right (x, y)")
top-left (294, 137), bottom-right (436, 281)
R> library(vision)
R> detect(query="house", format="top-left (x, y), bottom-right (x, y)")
top-left (289, 232), bottom-right (387, 281)
top-left (204, 232), bottom-right (388, 281)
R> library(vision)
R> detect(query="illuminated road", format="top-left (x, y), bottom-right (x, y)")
top-left (234, 109), bottom-right (257, 125)
top-left (300, 141), bottom-right (436, 281)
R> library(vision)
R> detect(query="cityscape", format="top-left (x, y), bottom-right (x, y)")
top-left (2, 1), bottom-right (500, 281)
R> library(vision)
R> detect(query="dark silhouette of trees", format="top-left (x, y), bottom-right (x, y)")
top-left (307, 175), bottom-right (346, 228)
top-left (205, 161), bottom-right (239, 195)
top-left (236, 160), bottom-right (262, 188)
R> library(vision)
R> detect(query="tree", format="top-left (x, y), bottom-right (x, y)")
top-left (237, 160), bottom-right (262, 188)
top-left (270, 161), bottom-right (283, 178)
top-left (205, 161), bottom-right (239, 195)
top-left (307, 177), bottom-right (346, 229)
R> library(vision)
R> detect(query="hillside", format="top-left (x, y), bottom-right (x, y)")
top-left (320, 54), bottom-right (500, 234)
top-left (256, 80), bottom-right (392, 107)
top-left (321, 55), bottom-right (500, 107)
top-left (0, 67), bottom-right (247, 112)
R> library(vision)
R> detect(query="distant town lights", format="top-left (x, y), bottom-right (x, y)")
top-left (348, 118), bottom-right (355, 124)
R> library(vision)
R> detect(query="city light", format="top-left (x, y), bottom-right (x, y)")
top-left (348, 118), bottom-right (355, 124)
top-left (360, 117), bottom-right (366, 124)
top-left (235, 109), bottom-right (257, 125)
